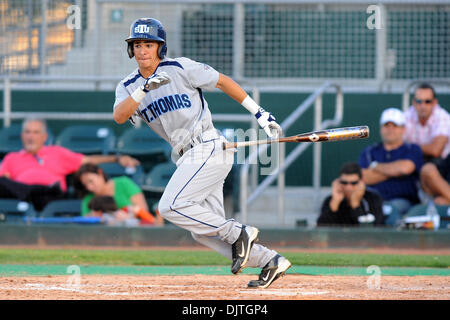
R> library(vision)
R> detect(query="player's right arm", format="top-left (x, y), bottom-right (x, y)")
top-left (113, 72), bottom-right (171, 124)
top-left (113, 96), bottom-right (140, 124)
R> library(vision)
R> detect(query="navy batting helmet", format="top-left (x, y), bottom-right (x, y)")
top-left (125, 18), bottom-right (167, 59)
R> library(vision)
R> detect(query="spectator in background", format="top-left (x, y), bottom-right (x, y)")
top-left (404, 83), bottom-right (450, 161)
top-left (403, 83), bottom-right (450, 205)
top-left (87, 195), bottom-right (160, 226)
top-left (0, 118), bottom-right (139, 211)
top-left (317, 162), bottom-right (384, 227)
top-left (420, 157), bottom-right (450, 205)
top-left (359, 108), bottom-right (424, 226)
top-left (73, 163), bottom-right (163, 226)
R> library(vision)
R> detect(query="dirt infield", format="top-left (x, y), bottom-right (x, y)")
top-left (1, 274), bottom-right (449, 300)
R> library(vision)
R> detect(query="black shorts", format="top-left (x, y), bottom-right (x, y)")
top-left (436, 154), bottom-right (450, 182)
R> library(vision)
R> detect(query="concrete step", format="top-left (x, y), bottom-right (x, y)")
top-left (232, 186), bottom-right (331, 228)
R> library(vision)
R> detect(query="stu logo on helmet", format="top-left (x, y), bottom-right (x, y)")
top-left (135, 25), bottom-right (150, 33)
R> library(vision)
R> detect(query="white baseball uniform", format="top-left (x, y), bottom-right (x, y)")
top-left (114, 57), bottom-right (277, 268)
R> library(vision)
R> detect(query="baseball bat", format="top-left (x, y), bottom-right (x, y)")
top-left (222, 125), bottom-right (369, 150)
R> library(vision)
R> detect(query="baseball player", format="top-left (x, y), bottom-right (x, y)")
top-left (113, 18), bottom-right (291, 288)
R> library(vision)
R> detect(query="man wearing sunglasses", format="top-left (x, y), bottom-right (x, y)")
top-left (404, 83), bottom-right (450, 161)
top-left (359, 108), bottom-right (424, 226)
top-left (404, 83), bottom-right (450, 205)
top-left (317, 162), bottom-right (384, 226)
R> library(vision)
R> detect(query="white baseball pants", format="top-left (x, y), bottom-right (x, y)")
top-left (158, 135), bottom-right (277, 268)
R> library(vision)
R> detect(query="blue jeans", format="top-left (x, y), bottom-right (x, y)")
top-left (382, 198), bottom-right (414, 226)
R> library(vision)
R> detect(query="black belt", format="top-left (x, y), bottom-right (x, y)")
top-left (178, 130), bottom-right (220, 157)
top-left (178, 144), bottom-right (194, 157)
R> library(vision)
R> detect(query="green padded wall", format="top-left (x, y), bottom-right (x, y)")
top-left (1, 90), bottom-right (450, 186)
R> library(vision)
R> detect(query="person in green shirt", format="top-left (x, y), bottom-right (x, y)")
top-left (73, 163), bottom-right (163, 225)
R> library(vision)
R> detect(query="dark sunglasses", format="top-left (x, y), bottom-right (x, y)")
top-left (339, 180), bottom-right (359, 185)
top-left (414, 98), bottom-right (433, 105)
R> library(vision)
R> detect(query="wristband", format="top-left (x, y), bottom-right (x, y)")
top-left (241, 95), bottom-right (260, 115)
top-left (130, 86), bottom-right (147, 103)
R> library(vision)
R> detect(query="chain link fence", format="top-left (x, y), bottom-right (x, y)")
top-left (0, 0), bottom-right (449, 89)
top-left (0, 0), bottom-right (85, 75)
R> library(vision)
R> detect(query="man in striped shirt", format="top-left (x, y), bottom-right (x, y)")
top-left (404, 83), bottom-right (450, 205)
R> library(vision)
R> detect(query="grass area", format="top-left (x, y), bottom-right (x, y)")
top-left (0, 248), bottom-right (448, 268)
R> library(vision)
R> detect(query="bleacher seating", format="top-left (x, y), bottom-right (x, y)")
top-left (142, 161), bottom-right (177, 194)
top-left (403, 203), bottom-right (450, 229)
top-left (115, 127), bottom-right (172, 172)
top-left (38, 199), bottom-right (82, 218)
top-left (55, 125), bottom-right (116, 155)
top-left (98, 162), bottom-right (145, 186)
top-left (0, 199), bottom-right (35, 223)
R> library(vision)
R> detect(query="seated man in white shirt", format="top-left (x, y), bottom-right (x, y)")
top-left (404, 83), bottom-right (450, 205)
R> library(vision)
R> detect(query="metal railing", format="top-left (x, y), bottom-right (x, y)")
top-left (1, 75), bottom-right (257, 125)
top-left (0, 75), bottom-right (119, 127)
top-left (239, 82), bottom-right (344, 224)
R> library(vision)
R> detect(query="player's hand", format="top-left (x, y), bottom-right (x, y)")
top-left (142, 71), bottom-right (171, 92)
top-left (255, 107), bottom-right (282, 138)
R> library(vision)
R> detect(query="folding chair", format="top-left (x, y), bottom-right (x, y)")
top-left (116, 127), bottom-right (172, 171)
top-left (0, 199), bottom-right (35, 223)
top-left (98, 162), bottom-right (145, 186)
top-left (38, 199), bottom-right (82, 218)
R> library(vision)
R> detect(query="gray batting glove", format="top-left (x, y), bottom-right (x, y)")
top-left (142, 71), bottom-right (171, 92)
top-left (255, 107), bottom-right (282, 138)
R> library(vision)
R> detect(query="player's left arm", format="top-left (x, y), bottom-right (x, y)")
top-left (216, 73), bottom-right (282, 138)
top-left (215, 73), bottom-right (248, 104)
